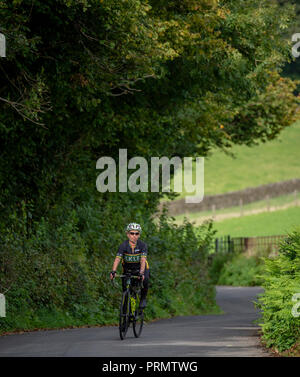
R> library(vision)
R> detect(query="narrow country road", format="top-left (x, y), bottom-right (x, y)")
top-left (0, 286), bottom-right (271, 357)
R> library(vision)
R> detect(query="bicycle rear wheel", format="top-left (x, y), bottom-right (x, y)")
top-left (133, 292), bottom-right (144, 338)
top-left (119, 291), bottom-right (130, 340)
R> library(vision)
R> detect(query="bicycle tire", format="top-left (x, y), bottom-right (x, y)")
top-left (119, 291), bottom-right (130, 340)
top-left (133, 292), bottom-right (144, 338)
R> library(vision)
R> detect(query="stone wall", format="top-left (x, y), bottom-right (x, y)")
top-left (159, 178), bottom-right (300, 216)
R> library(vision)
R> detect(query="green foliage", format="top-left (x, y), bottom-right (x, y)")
top-left (0, 0), bottom-right (300, 221)
top-left (0, 201), bottom-right (218, 333)
top-left (256, 230), bottom-right (300, 352)
top-left (0, 0), bottom-right (299, 334)
top-left (217, 253), bottom-right (265, 286)
top-left (147, 216), bottom-right (218, 316)
top-left (276, 0), bottom-right (300, 88)
top-left (277, 0), bottom-right (300, 34)
top-left (208, 251), bottom-right (235, 285)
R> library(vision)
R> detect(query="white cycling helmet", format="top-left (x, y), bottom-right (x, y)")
top-left (126, 223), bottom-right (142, 233)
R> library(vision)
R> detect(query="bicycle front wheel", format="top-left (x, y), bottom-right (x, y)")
top-left (119, 291), bottom-right (130, 340)
top-left (133, 293), bottom-right (144, 338)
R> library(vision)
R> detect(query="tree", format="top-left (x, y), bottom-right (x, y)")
top-left (0, 0), bottom-right (299, 221)
top-left (277, 0), bottom-right (300, 84)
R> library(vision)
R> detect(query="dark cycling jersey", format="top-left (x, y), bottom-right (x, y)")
top-left (116, 239), bottom-right (149, 272)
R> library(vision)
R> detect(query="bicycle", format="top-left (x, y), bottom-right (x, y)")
top-left (113, 272), bottom-right (144, 340)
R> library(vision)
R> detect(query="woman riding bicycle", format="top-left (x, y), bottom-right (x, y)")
top-left (110, 223), bottom-right (150, 309)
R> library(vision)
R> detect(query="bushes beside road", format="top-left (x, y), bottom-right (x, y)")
top-left (0, 201), bottom-right (218, 334)
top-left (208, 225), bottom-right (300, 354)
top-left (217, 254), bottom-right (265, 287)
top-left (209, 250), bottom-right (265, 287)
top-left (257, 230), bottom-right (300, 353)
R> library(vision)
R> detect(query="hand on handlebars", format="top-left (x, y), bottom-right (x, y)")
top-left (110, 271), bottom-right (116, 280)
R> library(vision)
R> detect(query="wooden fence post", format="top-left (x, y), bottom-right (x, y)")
top-left (215, 238), bottom-right (219, 253)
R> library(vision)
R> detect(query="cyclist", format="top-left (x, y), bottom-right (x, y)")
top-left (110, 223), bottom-right (150, 309)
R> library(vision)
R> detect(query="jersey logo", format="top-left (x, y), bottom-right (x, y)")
top-left (124, 253), bottom-right (141, 263)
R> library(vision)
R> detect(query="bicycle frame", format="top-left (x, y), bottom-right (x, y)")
top-left (113, 273), bottom-right (144, 339)
top-left (119, 274), bottom-right (141, 311)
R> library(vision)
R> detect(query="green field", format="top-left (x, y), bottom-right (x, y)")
top-left (167, 120), bottom-right (300, 199)
top-left (174, 192), bottom-right (300, 224)
top-left (209, 206), bottom-right (300, 238)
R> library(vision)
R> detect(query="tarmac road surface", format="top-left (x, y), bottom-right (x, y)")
top-left (0, 286), bottom-right (270, 357)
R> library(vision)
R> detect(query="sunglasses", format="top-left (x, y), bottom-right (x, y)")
top-left (129, 232), bottom-right (140, 236)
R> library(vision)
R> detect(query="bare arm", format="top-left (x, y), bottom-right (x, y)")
top-left (139, 257), bottom-right (146, 280)
top-left (140, 257), bottom-right (146, 274)
top-left (110, 257), bottom-right (121, 279)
